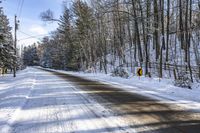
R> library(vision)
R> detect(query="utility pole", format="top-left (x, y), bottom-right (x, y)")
top-left (14, 15), bottom-right (18, 77)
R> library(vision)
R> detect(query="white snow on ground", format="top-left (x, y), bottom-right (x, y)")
top-left (48, 68), bottom-right (200, 112)
top-left (0, 69), bottom-right (36, 132)
top-left (0, 67), bottom-right (136, 133)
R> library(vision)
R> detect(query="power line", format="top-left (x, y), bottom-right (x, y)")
top-left (18, 31), bottom-right (50, 41)
top-left (18, 35), bottom-right (49, 41)
top-left (16, 0), bottom-right (22, 15)
top-left (19, 30), bottom-right (33, 37)
top-left (18, 0), bottom-right (24, 18)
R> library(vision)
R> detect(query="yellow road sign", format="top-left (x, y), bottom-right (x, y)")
top-left (137, 68), bottom-right (143, 76)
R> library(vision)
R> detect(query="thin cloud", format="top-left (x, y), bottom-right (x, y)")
top-left (29, 25), bottom-right (48, 35)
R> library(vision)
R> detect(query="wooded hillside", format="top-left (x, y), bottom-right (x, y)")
top-left (24, 0), bottom-right (200, 83)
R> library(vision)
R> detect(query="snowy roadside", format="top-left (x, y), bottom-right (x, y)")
top-left (0, 68), bottom-right (36, 132)
top-left (42, 67), bottom-right (200, 111)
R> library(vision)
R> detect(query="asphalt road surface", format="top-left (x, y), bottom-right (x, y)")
top-left (43, 68), bottom-right (200, 133)
top-left (1, 68), bottom-right (200, 133)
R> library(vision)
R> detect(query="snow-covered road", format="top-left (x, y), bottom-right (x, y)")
top-left (0, 68), bottom-right (134, 133)
top-left (1, 67), bottom-right (200, 133)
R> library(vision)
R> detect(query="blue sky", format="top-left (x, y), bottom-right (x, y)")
top-left (2, 0), bottom-right (68, 46)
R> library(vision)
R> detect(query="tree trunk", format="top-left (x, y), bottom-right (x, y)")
top-left (131, 0), bottom-right (143, 66)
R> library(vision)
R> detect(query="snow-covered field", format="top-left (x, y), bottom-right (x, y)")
top-left (0, 67), bottom-right (135, 133)
top-left (49, 68), bottom-right (200, 112)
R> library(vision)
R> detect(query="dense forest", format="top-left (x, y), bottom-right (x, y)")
top-left (23, 0), bottom-right (200, 83)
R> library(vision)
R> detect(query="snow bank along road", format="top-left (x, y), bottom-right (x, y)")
top-left (0, 68), bottom-right (200, 133)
